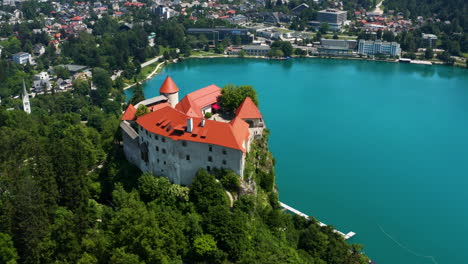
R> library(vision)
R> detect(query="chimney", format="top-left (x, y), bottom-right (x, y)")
top-left (186, 118), bottom-right (193, 133)
top-left (200, 119), bottom-right (205, 127)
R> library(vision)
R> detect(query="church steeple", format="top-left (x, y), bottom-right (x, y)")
top-left (22, 79), bottom-right (31, 114)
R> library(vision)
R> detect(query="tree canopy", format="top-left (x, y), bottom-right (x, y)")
top-left (220, 84), bottom-right (259, 112)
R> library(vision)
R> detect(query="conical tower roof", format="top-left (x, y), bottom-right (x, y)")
top-left (159, 76), bottom-right (179, 94)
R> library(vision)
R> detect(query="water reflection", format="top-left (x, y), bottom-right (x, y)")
top-left (126, 58), bottom-right (468, 101)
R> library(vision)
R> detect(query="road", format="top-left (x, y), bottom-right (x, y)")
top-left (141, 56), bottom-right (162, 67)
top-left (372, 0), bottom-right (384, 15)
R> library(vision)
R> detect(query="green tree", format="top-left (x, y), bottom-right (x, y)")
top-left (193, 234), bottom-right (218, 259)
top-left (220, 84), bottom-right (258, 112)
top-left (135, 104), bottom-right (150, 117)
top-left (54, 66), bottom-right (71, 79)
top-left (110, 248), bottom-right (144, 264)
top-left (271, 41), bottom-right (293, 57)
top-left (129, 82), bottom-right (145, 105)
top-left (0, 233), bottom-right (18, 264)
top-left (424, 48), bottom-right (434, 59)
top-left (319, 23), bottom-right (329, 34)
top-left (92, 68), bottom-right (112, 105)
top-left (72, 79), bottom-right (91, 96)
top-left (220, 170), bottom-right (240, 193)
top-left (189, 169), bottom-right (228, 213)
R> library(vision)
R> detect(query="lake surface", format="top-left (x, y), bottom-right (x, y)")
top-left (125, 58), bottom-right (468, 264)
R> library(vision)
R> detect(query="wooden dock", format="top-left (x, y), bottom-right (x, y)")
top-left (279, 202), bottom-right (356, 240)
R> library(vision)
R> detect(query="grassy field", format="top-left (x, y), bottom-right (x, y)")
top-left (191, 50), bottom-right (224, 57)
top-left (122, 61), bottom-right (160, 85)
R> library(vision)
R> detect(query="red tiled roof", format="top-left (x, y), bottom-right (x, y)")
top-left (159, 76), bottom-right (179, 94)
top-left (235, 97), bottom-right (262, 119)
top-left (121, 104), bottom-right (137, 120)
top-left (136, 105), bottom-right (250, 152)
top-left (124, 1), bottom-right (145, 7)
top-left (149, 102), bottom-right (170, 112)
top-left (70, 16), bottom-right (83, 21)
top-left (175, 85), bottom-right (221, 118)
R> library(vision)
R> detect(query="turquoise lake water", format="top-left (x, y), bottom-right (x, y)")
top-left (125, 58), bottom-right (468, 264)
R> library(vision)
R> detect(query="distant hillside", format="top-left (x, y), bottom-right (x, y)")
top-left (384, 0), bottom-right (468, 31)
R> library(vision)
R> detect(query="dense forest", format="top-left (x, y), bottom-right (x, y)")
top-left (0, 83), bottom-right (369, 263)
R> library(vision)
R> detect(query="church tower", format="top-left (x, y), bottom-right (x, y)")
top-left (159, 76), bottom-right (179, 108)
top-left (22, 79), bottom-right (31, 114)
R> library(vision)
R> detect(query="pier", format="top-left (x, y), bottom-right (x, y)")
top-left (279, 202), bottom-right (356, 240)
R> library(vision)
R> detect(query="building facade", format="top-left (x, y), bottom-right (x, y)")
top-left (422, 33), bottom-right (437, 48)
top-left (317, 39), bottom-right (357, 56)
top-left (121, 76), bottom-right (265, 185)
top-left (187, 28), bottom-right (252, 44)
top-left (317, 9), bottom-right (347, 24)
top-left (358, 40), bottom-right (401, 57)
top-left (242, 45), bottom-right (271, 56)
top-left (12, 52), bottom-right (31, 64)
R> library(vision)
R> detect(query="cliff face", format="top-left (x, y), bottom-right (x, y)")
top-left (240, 129), bottom-right (277, 200)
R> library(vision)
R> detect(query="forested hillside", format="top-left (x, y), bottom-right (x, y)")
top-left (384, 0), bottom-right (468, 27)
top-left (0, 90), bottom-right (369, 263)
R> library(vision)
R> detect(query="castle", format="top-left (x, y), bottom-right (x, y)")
top-left (120, 76), bottom-right (265, 185)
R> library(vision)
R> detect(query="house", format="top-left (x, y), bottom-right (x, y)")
top-left (12, 52), bottom-right (31, 65)
top-left (242, 45), bottom-right (271, 56)
top-left (32, 72), bottom-right (51, 92)
top-left (291, 3), bottom-right (309, 15)
top-left (33, 44), bottom-right (45, 56)
top-left (120, 76), bottom-right (265, 185)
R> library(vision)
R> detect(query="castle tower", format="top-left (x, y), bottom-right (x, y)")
top-left (159, 76), bottom-right (179, 108)
top-left (22, 79), bottom-right (31, 114)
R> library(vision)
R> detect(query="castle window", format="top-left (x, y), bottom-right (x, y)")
top-left (162, 137), bottom-right (166, 143)
top-left (182, 141), bottom-right (187, 147)
top-left (222, 149), bottom-right (227, 155)
top-left (208, 156), bottom-right (213, 162)
top-left (209, 145), bottom-right (213, 152)
top-left (162, 149), bottom-right (166, 154)
top-left (222, 160), bottom-right (226, 165)
top-left (164, 161), bottom-right (166, 165)
top-left (157, 159), bottom-right (159, 163)
top-left (186, 155), bottom-right (190, 160)
top-left (155, 135), bottom-right (159, 140)
top-left (155, 146), bottom-right (159, 151)
top-left (207, 166), bottom-right (211, 172)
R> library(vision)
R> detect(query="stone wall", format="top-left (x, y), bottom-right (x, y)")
top-left (138, 125), bottom-right (245, 185)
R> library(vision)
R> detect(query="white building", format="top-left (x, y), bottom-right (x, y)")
top-left (358, 40), bottom-right (401, 57)
top-left (32, 72), bottom-right (50, 92)
top-left (422, 33), bottom-right (438, 48)
top-left (317, 9), bottom-right (347, 24)
top-left (12, 52), bottom-right (32, 65)
top-left (121, 76), bottom-right (265, 185)
top-left (242, 45), bottom-right (271, 56)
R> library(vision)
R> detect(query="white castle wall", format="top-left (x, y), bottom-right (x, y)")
top-left (162, 92), bottom-right (179, 108)
top-left (137, 125), bottom-right (245, 185)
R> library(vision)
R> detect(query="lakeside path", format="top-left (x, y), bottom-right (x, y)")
top-left (372, 0), bottom-right (384, 15)
top-left (123, 57), bottom-right (164, 90)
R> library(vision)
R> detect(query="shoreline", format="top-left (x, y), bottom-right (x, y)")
top-left (124, 53), bottom-right (465, 92)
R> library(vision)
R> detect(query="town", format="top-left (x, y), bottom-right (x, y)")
top-left (0, 0), bottom-right (467, 109)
